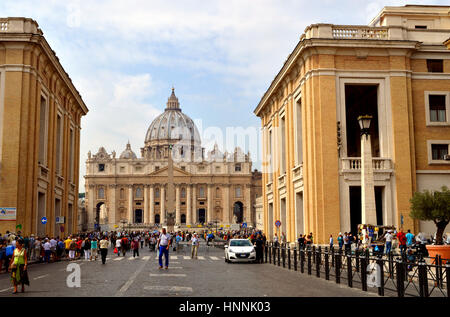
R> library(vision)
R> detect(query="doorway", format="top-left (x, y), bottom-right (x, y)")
top-left (233, 202), bottom-right (243, 223)
top-left (198, 209), bottom-right (206, 224)
top-left (135, 209), bottom-right (143, 223)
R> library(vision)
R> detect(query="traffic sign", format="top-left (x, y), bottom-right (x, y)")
top-left (41, 217), bottom-right (47, 225)
top-left (275, 220), bottom-right (281, 227)
top-left (242, 222), bottom-right (247, 228)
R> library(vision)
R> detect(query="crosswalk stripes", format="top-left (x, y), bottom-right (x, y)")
top-left (114, 257), bottom-right (124, 261)
top-left (197, 256), bottom-right (205, 260)
top-left (170, 256), bottom-right (178, 260)
top-left (183, 256), bottom-right (190, 260)
top-left (149, 273), bottom-right (186, 277)
top-left (209, 256), bottom-right (219, 260)
top-left (142, 256), bottom-right (150, 260)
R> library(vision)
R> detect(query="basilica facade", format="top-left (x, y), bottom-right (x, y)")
top-left (84, 89), bottom-right (261, 232)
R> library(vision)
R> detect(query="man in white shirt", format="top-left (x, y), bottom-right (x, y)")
top-left (157, 228), bottom-right (171, 269)
top-left (384, 231), bottom-right (393, 255)
top-left (43, 239), bottom-right (52, 263)
top-left (191, 234), bottom-right (199, 259)
top-left (115, 238), bottom-right (122, 257)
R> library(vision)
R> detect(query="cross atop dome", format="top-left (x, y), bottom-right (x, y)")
top-left (166, 87), bottom-right (181, 110)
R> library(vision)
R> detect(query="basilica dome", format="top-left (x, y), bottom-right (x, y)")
top-left (119, 142), bottom-right (137, 159)
top-left (144, 88), bottom-right (201, 147)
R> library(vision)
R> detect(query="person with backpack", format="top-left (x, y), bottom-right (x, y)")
top-left (131, 238), bottom-right (139, 257)
top-left (91, 238), bottom-right (99, 261)
top-left (83, 238), bottom-right (91, 261)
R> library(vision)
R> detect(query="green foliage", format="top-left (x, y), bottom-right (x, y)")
top-left (410, 186), bottom-right (450, 224)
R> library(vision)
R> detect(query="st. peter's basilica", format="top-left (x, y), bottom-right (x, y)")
top-left (83, 89), bottom-right (261, 231)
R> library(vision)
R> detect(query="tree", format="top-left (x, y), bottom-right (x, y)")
top-left (410, 186), bottom-right (450, 245)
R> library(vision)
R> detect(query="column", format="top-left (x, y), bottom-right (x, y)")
top-left (144, 185), bottom-right (149, 224)
top-left (192, 185), bottom-right (197, 223)
top-left (87, 184), bottom-right (95, 231)
top-left (176, 185), bottom-right (181, 225)
top-left (245, 184), bottom-right (252, 226)
top-left (223, 185), bottom-right (230, 224)
top-left (361, 134), bottom-right (377, 225)
top-left (207, 185), bottom-right (213, 224)
top-left (161, 186), bottom-right (166, 224)
top-left (186, 185), bottom-right (192, 225)
top-left (108, 185), bottom-right (116, 227)
top-left (128, 185), bottom-right (133, 224)
top-left (149, 185), bottom-right (155, 225)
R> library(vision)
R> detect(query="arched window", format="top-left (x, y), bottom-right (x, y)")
top-left (199, 187), bottom-right (205, 198)
top-left (181, 187), bottom-right (186, 198)
top-left (120, 188), bottom-right (125, 199)
top-left (235, 186), bottom-right (241, 198)
top-left (216, 187), bottom-right (221, 198)
top-left (98, 188), bottom-right (105, 199)
top-left (136, 187), bottom-right (142, 198)
top-left (155, 188), bottom-right (160, 198)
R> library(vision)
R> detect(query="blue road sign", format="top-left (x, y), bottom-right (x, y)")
top-left (275, 220), bottom-right (281, 227)
top-left (41, 217), bottom-right (47, 225)
top-left (242, 222), bottom-right (247, 228)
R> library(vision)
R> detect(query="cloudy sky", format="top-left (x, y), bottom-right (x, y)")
top-left (1, 0), bottom-right (447, 189)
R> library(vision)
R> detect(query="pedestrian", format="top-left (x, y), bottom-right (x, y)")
top-left (115, 237), bottom-right (122, 257)
top-left (397, 229), bottom-right (407, 257)
top-left (91, 237), bottom-right (99, 261)
top-left (9, 239), bottom-right (29, 294)
top-left (64, 236), bottom-right (72, 259)
top-left (157, 228), bottom-right (171, 269)
top-left (405, 229), bottom-right (415, 247)
top-left (343, 233), bottom-right (350, 255)
top-left (254, 234), bottom-right (264, 263)
top-left (43, 239), bottom-right (52, 263)
top-left (132, 238), bottom-right (139, 257)
top-left (99, 236), bottom-right (109, 264)
top-left (337, 233), bottom-right (343, 251)
top-left (384, 230), bottom-right (393, 255)
top-left (329, 234), bottom-right (334, 249)
top-left (273, 233), bottom-right (279, 248)
top-left (83, 238), bottom-right (91, 261)
top-left (0, 240), bottom-right (6, 273)
top-left (69, 239), bottom-right (77, 260)
top-left (33, 238), bottom-right (41, 262)
top-left (191, 233), bottom-right (199, 259)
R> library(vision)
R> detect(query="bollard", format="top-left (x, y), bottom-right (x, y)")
top-left (282, 245), bottom-right (286, 268)
top-left (418, 260), bottom-right (429, 297)
top-left (307, 248), bottom-right (312, 275)
top-left (273, 244), bottom-right (276, 265)
top-left (265, 243), bottom-right (268, 263)
top-left (300, 249), bottom-right (305, 273)
top-left (325, 248), bottom-right (330, 280)
top-left (294, 247), bottom-right (297, 271)
top-left (388, 252), bottom-right (394, 278)
top-left (268, 243), bottom-right (272, 264)
top-left (355, 252), bottom-right (360, 273)
top-left (446, 263), bottom-right (450, 299)
top-left (288, 246), bottom-right (291, 270)
top-left (312, 246), bottom-right (316, 264)
top-left (377, 256), bottom-right (384, 296)
top-left (436, 255), bottom-right (442, 288)
top-left (360, 255), bottom-right (367, 292)
top-left (331, 247), bottom-right (335, 267)
top-left (277, 246), bottom-right (281, 266)
top-left (347, 254), bottom-right (353, 288)
top-left (335, 252), bottom-right (341, 284)
top-left (396, 258), bottom-right (405, 297)
top-left (316, 247), bottom-right (321, 278)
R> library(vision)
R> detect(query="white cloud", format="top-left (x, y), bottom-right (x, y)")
top-left (75, 71), bottom-right (162, 189)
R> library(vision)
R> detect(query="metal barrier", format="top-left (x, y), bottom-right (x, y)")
top-left (264, 242), bottom-right (449, 298)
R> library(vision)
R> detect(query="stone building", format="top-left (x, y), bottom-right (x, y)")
top-left (0, 18), bottom-right (88, 236)
top-left (84, 89), bottom-right (261, 231)
top-left (254, 5), bottom-right (450, 244)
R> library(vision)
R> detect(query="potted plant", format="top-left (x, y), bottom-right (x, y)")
top-left (410, 186), bottom-right (450, 262)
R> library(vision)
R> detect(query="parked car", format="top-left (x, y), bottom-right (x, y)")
top-left (224, 239), bottom-right (256, 263)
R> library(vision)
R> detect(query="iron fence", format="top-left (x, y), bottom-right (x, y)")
top-left (264, 242), bottom-right (449, 298)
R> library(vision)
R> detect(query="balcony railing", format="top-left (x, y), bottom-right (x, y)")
top-left (332, 26), bottom-right (388, 39)
top-left (278, 174), bottom-right (286, 188)
top-left (341, 157), bottom-right (392, 171)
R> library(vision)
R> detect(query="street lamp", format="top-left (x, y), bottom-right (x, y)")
top-left (358, 115), bottom-right (372, 137)
top-left (358, 114), bottom-right (377, 226)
